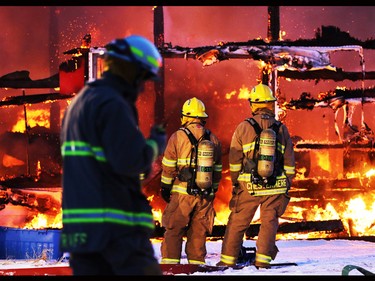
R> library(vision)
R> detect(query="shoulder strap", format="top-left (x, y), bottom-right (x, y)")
top-left (203, 129), bottom-right (211, 140)
top-left (246, 118), bottom-right (282, 135)
top-left (179, 127), bottom-right (198, 146)
top-left (270, 120), bottom-right (282, 134)
top-left (245, 118), bottom-right (262, 135)
top-left (180, 127), bottom-right (211, 144)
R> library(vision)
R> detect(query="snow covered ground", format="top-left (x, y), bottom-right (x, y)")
top-left (151, 238), bottom-right (375, 276)
top-left (0, 238), bottom-right (374, 276)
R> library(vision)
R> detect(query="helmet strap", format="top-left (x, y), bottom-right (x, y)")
top-left (181, 117), bottom-right (206, 127)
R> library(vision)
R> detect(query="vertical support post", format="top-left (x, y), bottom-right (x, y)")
top-left (49, 6), bottom-right (61, 133)
top-left (267, 6), bottom-right (281, 120)
top-left (153, 6), bottom-right (165, 125)
top-left (22, 90), bottom-right (30, 176)
top-left (267, 6), bottom-right (280, 42)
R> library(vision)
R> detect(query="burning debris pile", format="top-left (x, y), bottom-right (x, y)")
top-left (0, 187), bottom-right (62, 229)
top-left (285, 87), bottom-right (375, 146)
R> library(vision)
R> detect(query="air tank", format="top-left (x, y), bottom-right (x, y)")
top-left (257, 128), bottom-right (276, 178)
top-left (195, 139), bottom-right (214, 189)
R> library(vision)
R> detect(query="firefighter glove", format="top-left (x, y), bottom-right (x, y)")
top-left (202, 186), bottom-right (212, 199)
top-left (150, 124), bottom-right (167, 156)
top-left (178, 167), bottom-right (193, 182)
top-left (232, 182), bottom-right (239, 195)
top-left (161, 184), bottom-right (172, 203)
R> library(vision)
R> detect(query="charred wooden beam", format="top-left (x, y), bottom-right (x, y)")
top-left (285, 87), bottom-right (375, 110)
top-left (279, 69), bottom-right (375, 82)
top-left (159, 25), bottom-right (375, 61)
top-left (245, 219), bottom-right (345, 238)
top-left (153, 5), bottom-right (165, 125)
top-left (0, 71), bottom-right (59, 89)
top-left (152, 219), bottom-right (345, 238)
top-left (295, 142), bottom-right (374, 150)
top-left (0, 173), bottom-right (62, 189)
top-left (0, 92), bottom-right (74, 107)
top-left (267, 6), bottom-right (280, 42)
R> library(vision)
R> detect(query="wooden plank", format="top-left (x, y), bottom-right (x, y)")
top-left (153, 219), bottom-right (345, 238)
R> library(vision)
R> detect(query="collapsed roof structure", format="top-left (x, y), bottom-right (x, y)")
top-left (153, 6), bottom-right (375, 148)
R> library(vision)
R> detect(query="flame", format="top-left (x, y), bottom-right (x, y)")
top-left (23, 209), bottom-right (62, 230)
top-left (308, 203), bottom-right (341, 221)
top-left (152, 208), bottom-right (163, 224)
top-left (315, 151), bottom-right (330, 172)
top-left (12, 149), bottom-right (375, 240)
top-left (12, 108), bottom-right (50, 133)
top-left (144, 166), bottom-right (375, 239)
top-left (365, 168), bottom-right (375, 177)
top-left (2, 154), bottom-right (24, 167)
top-left (225, 85), bottom-right (250, 100)
top-left (341, 196), bottom-right (375, 236)
top-left (214, 208), bottom-right (230, 225)
top-left (36, 161), bottom-right (42, 179)
top-left (295, 167), bottom-right (307, 180)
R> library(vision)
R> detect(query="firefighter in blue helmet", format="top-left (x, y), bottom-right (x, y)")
top-left (60, 35), bottom-right (166, 275)
top-left (216, 84), bottom-right (295, 269)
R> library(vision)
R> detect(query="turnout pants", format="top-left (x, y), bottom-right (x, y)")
top-left (220, 185), bottom-right (290, 264)
top-left (161, 193), bottom-right (215, 264)
top-left (69, 234), bottom-right (162, 275)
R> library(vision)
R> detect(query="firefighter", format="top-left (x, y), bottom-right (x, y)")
top-left (160, 97), bottom-right (222, 265)
top-left (60, 35), bottom-right (166, 275)
top-left (216, 83), bottom-right (295, 269)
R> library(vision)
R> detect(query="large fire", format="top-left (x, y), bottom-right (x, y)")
top-left (0, 91), bottom-right (374, 241)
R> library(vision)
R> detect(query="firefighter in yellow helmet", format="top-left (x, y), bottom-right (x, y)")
top-left (160, 97), bottom-right (222, 265)
top-left (217, 83), bottom-right (295, 269)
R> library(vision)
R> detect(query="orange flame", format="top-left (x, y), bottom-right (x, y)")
top-left (225, 85), bottom-right (251, 100)
top-left (12, 108), bottom-right (50, 133)
top-left (24, 209), bottom-right (62, 230)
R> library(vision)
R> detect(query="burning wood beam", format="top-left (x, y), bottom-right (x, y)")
top-left (159, 26), bottom-right (375, 69)
top-left (160, 42), bottom-right (365, 72)
top-left (279, 69), bottom-right (375, 82)
top-left (159, 25), bottom-right (375, 76)
top-left (284, 87), bottom-right (375, 111)
top-left (295, 142), bottom-right (375, 150)
top-left (0, 92), bottom-right (74, 107)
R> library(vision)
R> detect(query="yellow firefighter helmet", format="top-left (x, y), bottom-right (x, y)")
top-left (248, 84), bottom-right (276, 103)
top-left (181, 97), bottom-right (208, 118)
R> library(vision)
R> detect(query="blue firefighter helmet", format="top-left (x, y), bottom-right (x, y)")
top-left (104, 35), bottom-right (162, 81)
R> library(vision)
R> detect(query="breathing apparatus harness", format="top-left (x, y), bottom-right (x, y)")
top-left (178, 125), bottom-right (213, 197)
top-left (245, 117), bottom-right (282, 194)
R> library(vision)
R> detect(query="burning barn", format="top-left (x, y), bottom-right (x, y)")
top-left (0, 6), bottom-right (374, 262)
